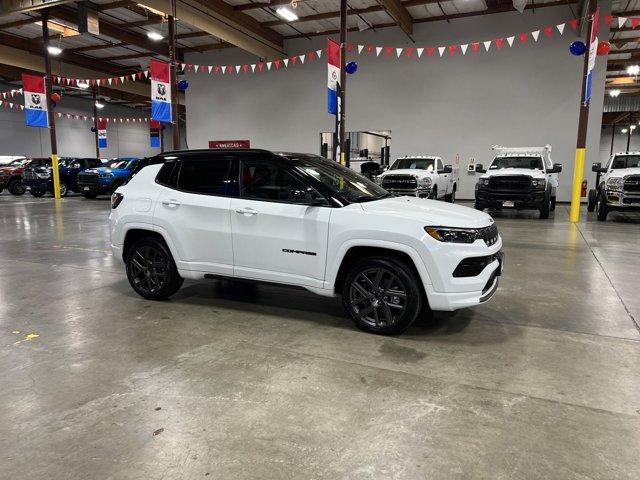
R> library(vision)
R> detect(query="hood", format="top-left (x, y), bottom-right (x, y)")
top-left (482, 168), bottom-right (545, 179)
top-left (84, 167), bottom-right (113, 174)
top-left (380, 169), bottom-right (435, 178)
top-left (607, 167), bottom-right (640, 178)
top-left (361, 197), bottom-right (494, 229)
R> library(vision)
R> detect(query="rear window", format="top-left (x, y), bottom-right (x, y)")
top-left (490, 156), bottom-right (543, 170)
top-left (177, 157), bottom-right (238, 196)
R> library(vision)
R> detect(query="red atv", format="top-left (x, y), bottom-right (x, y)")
top-left (0, 157), bottom-right (30, 196)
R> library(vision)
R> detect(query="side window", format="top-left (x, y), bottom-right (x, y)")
top-left (240, 158), bottom-right (322, 203)
top-left (156, 161), bottom-right (176, 187)
top-left (436, 158), bottom-right (443, 171)
top-left (177, 156), bottom-right (237, 196)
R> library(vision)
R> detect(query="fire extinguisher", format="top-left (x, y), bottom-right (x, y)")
top-left (581, 180), bottom-right (587, 197)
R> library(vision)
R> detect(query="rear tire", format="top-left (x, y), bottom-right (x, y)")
top-left (341, 257), bottom-right (422, 335)
top-left (59, 182), bottom-right (69, 197)
top-left (126, 236), bottom-right (183, 300)
top-left (8, 178), bottom-right (26, 196)
top-left (596, 192), bottom-right (609, 222)
top-left (587, 189), bottom-right (597, 212)
top-left (30, 188), bottom-right (45, 197)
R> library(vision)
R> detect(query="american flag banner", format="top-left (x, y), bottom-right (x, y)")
top-left (327, 39), bottom-right (340, 115)
top-left (150, 59), bottom-right (172, 123)
top-left (22, 74), bottom-right (48, 128)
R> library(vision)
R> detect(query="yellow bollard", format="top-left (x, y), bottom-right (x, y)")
top-left (51, 153), bottom-right (61, 199)
top-left (569, 148), bottom-right (585, 223)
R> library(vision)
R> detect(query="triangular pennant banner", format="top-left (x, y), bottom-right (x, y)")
top-left (405, 47), bottom-right (414, 57)
top-left (208, 65), bottom-right (213, 73)
top-left (483, 40), bottom-right (492, 51)
top-left (569, 18), bottom-right (579, 31)
top-left (531, 30), bottom-right (540, 42)
top-left (396, 47), bottom-right (403, 58)
top-left (427, 46), bottom-right (436, 56)
top-left (507, 36), bottom-right (515, 47)
top-left (143, 70), bottom-right (149, 78)
top-left (543, 26), bottom-right (553, 37)
top-left (604, 14), bottom-right (613, 26)
top-left (357, 44), bottom-right (364, 54)
top-left (618, 17), bottom-right (628, 28)
top-left (416, 47), bottom-right (424, 58)
top-left (460, 44), bottom-right (468, 55)
top-left (384, 46), bottom-right (393, 56)
top-left (556, 23), bottom-right (565, 35)
top-left (632, 17), bottom-right (640, 28)
top-left (251, 64), bottom-right (256, 72)
top-left (495, 38), bottom-right (504, 50)
top-left (235, 65), bottom-right (241, 74)
top-left (221, 65), bottom-right (227, 74)
top-left (376, 46), bottom-right (383, 56)
top-left (519, 32), bottom-right (527, 44)
top-left (316, 49), bottom-right (322, 58)
top-left (438, 46), bottom-right (445, 57)
top-left (471, 42), bottom-right (480, 53)
top-left (267, 61), bottom-right (272, 70)
top-left (448, 44), bottom-right (457, 56)
top-left (283, 58), bottom-right (289, 67)
top-left (299, 54), bottom-right (305, 63)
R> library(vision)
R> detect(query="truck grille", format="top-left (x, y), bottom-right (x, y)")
top-left (489, 175), bottom-right (532, 192)
top-left (623, 175), bottom-right (640, 193)
top-left (382, 175), bottom-right (417, 190)
top-left (478, 224), bottom-right (499, 247)
top-left (78, 171), bottom-right (100, 185)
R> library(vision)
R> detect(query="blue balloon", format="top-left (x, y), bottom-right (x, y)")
top-left (90, 126), bottom-right (96, 133)
top-left (569, 41), bottom-right (586, 56)
top-left (345, 61), bottom-right (358, 74)
top-left (177, 79), bottom-right (189, 91)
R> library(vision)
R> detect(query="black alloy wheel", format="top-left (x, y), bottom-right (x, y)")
top-left (59, 182), bottom-right (69, 197)
top-left (126, 237), bottom-right (183, 300)
top-left (8, 179), bottom-right (26, 196)
top-left (342, 258), bottom-right (422, 335)
top-left (587, 189), bottom-right (598, 212)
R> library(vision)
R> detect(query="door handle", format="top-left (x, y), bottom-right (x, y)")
top-left (162, 199), bottom-right (181, 207)
top-left (235, 207), bottom-right (259, 216)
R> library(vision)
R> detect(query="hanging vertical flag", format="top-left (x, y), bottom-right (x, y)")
top-left (327, 39), bottom-right (340, 115)
top-left (22, 74), bottom-right (48, 128)
top-left (97, 118), bottom-right (107, 148)
top-left (150, 59), bottom-right (172, 123)
top-left (585, 6), bottom-right (600, 103)
top-left (150, 119), bottom-right (161, 148)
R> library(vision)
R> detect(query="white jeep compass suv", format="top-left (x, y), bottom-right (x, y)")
top-left (109, 150), bottom-right (503, 335)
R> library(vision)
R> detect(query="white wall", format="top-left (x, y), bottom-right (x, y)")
top-left (599, 125), bottom-right (640, 164)
top-left (0, 83), bottom-right (171, 159)
top-left (184, 4), bottom-right (609, 201)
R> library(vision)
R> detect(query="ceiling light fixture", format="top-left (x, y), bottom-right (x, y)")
top-left (627, 65), bottom-right (640, 76)
top-left (147, 31), bottom-right (164, 41)
top-left (47, 45), bottom-right (63, 56)
top-left (95, 101), bottom-right (105, 109)
top-left (76, 81), bottom-right (90, 89)
top-left (276, 7), bottom-right (299, 21)
top-left (622, 128), bottom-right (629, 133)
top-left (609, 89), bottom-right (621, 98)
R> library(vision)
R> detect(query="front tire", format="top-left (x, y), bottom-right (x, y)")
top-left (341, 257), bottom-right (422, 335)
top-left (30, 188), bottom-right (45, 197)
top-left (596, 192), bottom-right (609, 222)
top-left (550, 195), bottom-right (556, 211)
top-left (59, 182), bottom-right (69, 197)
top-left (587, 189), bottom-right (597, 212)
top-left (539, 191), bottom-right (551, 219)
top-left (445, 185), bottom-right (456, 203)
top-left (8, 178), bottom-right (26, 196)
top-left (126, 237), bottom-right (184, 300)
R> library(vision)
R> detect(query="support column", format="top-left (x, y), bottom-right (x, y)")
top-left (169, 0), bottom-right (180, 150)
top-left (92, 88), bottom-right (100, 158)
top-left (610, 123), bottom-right (615, 156)
top-left (41, 9), bottom-right (61, 199)
top-left (339, 0), bottom-right (347, 167)
top-left (569, 0), bottom-right (597, 223)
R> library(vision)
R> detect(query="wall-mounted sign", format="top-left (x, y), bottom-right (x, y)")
top-left (209, 140), bottom-right (250, 148)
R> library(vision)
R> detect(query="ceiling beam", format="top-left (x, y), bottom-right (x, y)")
top-left (181, 41), bottom-right (233, 52)
top-left (102, 52), bottom-right (150, 61)
top-left (68, 42), bottom-right (128, 53)
top-left (97, 0), bottom-right (137, 12)
top-left (0, 0), bottom-right (76, 16)
top-left (176, 31), bottom-right (210, 39)
top-left (233, 0), bottom-right (289, 12)
top-left (377, 0), bottom-right (413, 35)
top-left (137, 0), bottom-right (284, 57)
top-left (263, 4), bottom-right (392, 28)
top-left (0, 15), bottom-right (40, 29)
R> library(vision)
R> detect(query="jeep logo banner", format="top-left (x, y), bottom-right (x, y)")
top-left (22, 73), bottom-right (48, 128)
top-left (150, 59), bottom-right (171, 123)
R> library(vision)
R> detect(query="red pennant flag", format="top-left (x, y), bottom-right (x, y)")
top-left (366, 45), bottom-right (374, 54)
top-left (200, 65), bottom-right (206, 72)
top-left (543, 26), bottom-right (553, 37)
top-left (186, 64), bottom-right (193, 71)
top-left (257, 62), bottom-right (265, 72)
top-left (214, 65), bottom-right (221, 74)
top-left (227, 64), bottom-right (234, 74)
top-left (384, 46), bottom-right (394, 56)
top-left (519, 32), bottom-right (527, 44)
top-left (274, 59), bottom-right (282, 69)
top-left (604, 14), bottom-right (613, 26)
top-left (569, 18), bottom-right (578, 31)
top-left (91, 79), bottom-right (96, 86)
top-left (307, 51), bottom-right (315, 61)
top-left (495, 38), bottom-right (504, 50)
top-left (427, 46), bottom-right (435, 56)
top-left (290, 56), bottom-right (298, 65)
top-left (405, 47), bottom-right (415, 57)
top-left (347, 43), bottom-right (354, 51)
top-left (137, 71), bottom-right (143, 79)
top-left (448, 44), bottom-right (457, 56)
top-left (632, 17), bottom-right (640, 28)
top-left (242, 64), bottom-right (249, 73)
top-left (471, 42), bottom-right (481, 53)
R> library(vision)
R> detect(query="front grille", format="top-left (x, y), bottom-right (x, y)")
top-left (478, 224), bottom-right (499, 247)
top-left (453, 252), bottom-right (501, 277)
top-left (488, 175), bottom-right (532, 192)
top-left (382, 175), bottom-right (417, 190)
top-left (623, 175), bottom-right (640, 193)
top-left (78, 172), bottom-right (99, 185)
top-left (623, 197), bottom-right (640, 205)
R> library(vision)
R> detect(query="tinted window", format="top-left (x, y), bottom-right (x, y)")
top-left (178, 157), bottom-right (236, 196)
top-left (240, 158), bottom-right (315, 202)
top-left (611, 155), bottom-right (640, 169)
top-left (156, 161), bottom-right (176, 187)
top-left (87, 159), bottom-right (102, 168)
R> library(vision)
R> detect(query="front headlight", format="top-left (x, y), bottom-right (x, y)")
top-left (100, 172), bottom-right (114, 178)
top-left (532, 178), bottom-right (546, 189)
top-left (425, 227), bottom-right (479, 244)
top-left (417, 177), bottom-right (432, 188)
top-left (374, 176), bottom-right (383, 185)
top-left (36, 172), bottom-right (50, 179)
top-left (478, 178), bottom-right (490, 187)
top-left (607, 177), bottom-right (624, 190)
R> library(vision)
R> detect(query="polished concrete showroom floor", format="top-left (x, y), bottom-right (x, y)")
top-left (1, 194), bottom-right (639, 480)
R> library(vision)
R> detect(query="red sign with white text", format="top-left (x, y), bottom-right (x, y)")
top-left (209, 140), bottom-right (250, 148)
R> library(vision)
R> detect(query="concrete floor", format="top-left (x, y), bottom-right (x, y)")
top-left (1, 193), bottom-right (639, 480)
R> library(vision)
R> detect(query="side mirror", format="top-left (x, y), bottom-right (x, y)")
top-left (591, 162), bottom-right (607, 173)
top-left (439, 165), bottom-right (453, 174)
top-left (548, 163), bottom-right (563, 174)
top-left (290, 187), bottom-right (327, 206)
top-left (475, 164), bottom-right (486, 174)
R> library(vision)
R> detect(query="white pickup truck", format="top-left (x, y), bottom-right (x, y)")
top-left (474, 145), bottom-right (562, 219)
top-left (588, 152), bottom-right (640, 221)
top-left (374, 156), bottom-right (458, 202)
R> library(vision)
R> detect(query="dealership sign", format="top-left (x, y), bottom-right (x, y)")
top-left (209, 140), bottom-right (250, 148)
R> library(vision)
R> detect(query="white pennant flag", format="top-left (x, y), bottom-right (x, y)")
top-left (416, 47), bottom-right (424, 58)
top-left (316, 49), bottom-right (322, 58)
top-left (8, 102), bottom-right (12, 109)
top-left (299, 54), bottom-right (305, 64)
top-left (251, 64), bottom-right (256, 72)
top-left (208, 65), bottom-right (213, 73)
top-left (221, 65), bottom-right (227, 74)
top-left (143, 70), bottom-right (149, 78)
top-left (618, 17), bottom-right (627, 28)
top-left (376, 46), bottom-right (382, 56)
top-left (556, 23), bottom-right (565, 35)
top-left (396, 47), bottom-right (403, 58)
top-left (108, 78), bottom-right (113, 85)
top-left (460, 44), bottom-right (468, 55)
top-left (131, 73), bottom-right (136, 80)
top-left (357, 45), bottom-right (364, 54)
top-left (267, 61), bottom-right (272, 70)
top-left (181, 63), bottom-right (186, 70)
top-left (235, 65), bottom-right (241, 74)
top-left (532, 30), bottom-right (540, 42)
top-left (507, 36), bottom-right (515, 47)
top-left (196, 65), bottom-right (202, 72)
top-left (484, 40), bottom-right (492, 51)
top-left (119, 76), bottom-right (125, 83)
top-left (283, 58), bottom-right (289, 67)
top-left (438, 46), bottom-right (445, 57)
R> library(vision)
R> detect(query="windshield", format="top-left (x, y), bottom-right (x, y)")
top-left (8, 159), bottom-right (28, 167)
top-left (490, 156), bottom-right (543, 170)
top-left (390, 158), bottom-right (435, 171)
top-left (287, 155), bottom-right (389, 203)
top-left (610, 155), bottom-right (640, 169)
top-left (108, 160), bottom-right (129, 169)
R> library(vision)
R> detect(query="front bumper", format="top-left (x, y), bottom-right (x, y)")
top-left (78, 181), bottom-right (112, 195)
top-left (603, 190), bottom-right (640, 210)
top-left (386, 187), bottom-right (431, 198)
top-left (476, 189), bottom-right (546, 209)
top-left (22, 178), bottom-right (50, 191)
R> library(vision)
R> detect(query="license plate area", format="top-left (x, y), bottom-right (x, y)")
top-left (502, 200), bottom-right (515, 208)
